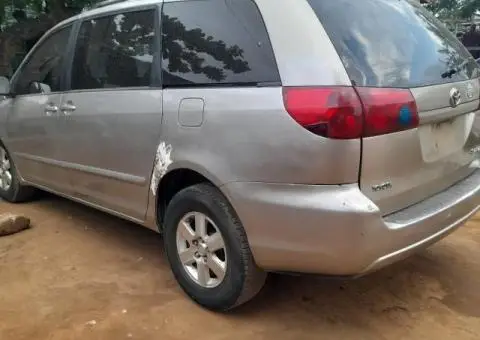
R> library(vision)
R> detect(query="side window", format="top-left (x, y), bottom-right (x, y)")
top-left (13, 26), bottom-right (72, 95)
top-left (71, 9), bottom-right (157, 91)
top-left (161, 0), bottom-right (280, 87)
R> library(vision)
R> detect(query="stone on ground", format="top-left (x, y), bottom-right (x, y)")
top-left (0, 214), bottom-right (31, 236)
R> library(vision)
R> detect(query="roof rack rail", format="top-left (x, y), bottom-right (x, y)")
top-left (92, 0), bottom-right (131, 9)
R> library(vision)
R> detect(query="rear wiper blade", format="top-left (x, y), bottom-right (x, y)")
top-left (441, 59), bottom-right (470, 79)
top-left (441, 69), bottom-right (457, 78)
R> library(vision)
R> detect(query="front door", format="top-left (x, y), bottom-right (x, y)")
top-left (5, 25), bottom-right (73, 192)
top-left (57, 8), bottom-right (162, 220)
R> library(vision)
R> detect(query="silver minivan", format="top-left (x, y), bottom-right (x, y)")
top-left (0, 0), bottom-right (479, 311)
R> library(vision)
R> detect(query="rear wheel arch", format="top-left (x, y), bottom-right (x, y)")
top-left (155, 168), bottom-right (224, 229)
top-left (162, 182), bottom-right (267, 311)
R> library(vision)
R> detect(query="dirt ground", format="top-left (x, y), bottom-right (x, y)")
top-left (0, 194), bottom-right (480, 340)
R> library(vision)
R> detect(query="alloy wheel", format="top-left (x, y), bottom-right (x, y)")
top-left (176, 212), bottom-right (228, 288)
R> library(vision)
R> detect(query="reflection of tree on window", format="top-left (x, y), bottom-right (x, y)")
top-left (414, 9), bottom-right (477, 81)
top-left (14, 26), bottom-right (71, 95)
top-left (162, 14), bottom-right (250, 83)
top-left (105, 13), bottom-right (155, 87)
top-left (71, 10), bottom-right (156, 90)
top-left (38, 54), bottom-right (61, 89)
top-left (71, 0), bottom-right (279, 89)
top-left (160, 0), bottom-right (280, 87)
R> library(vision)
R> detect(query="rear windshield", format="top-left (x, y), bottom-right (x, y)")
top-left (307, 0), bottom-right (479, 88)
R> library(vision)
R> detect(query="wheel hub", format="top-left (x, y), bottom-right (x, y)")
top-left (197, 242), bottom-right (209, 256)
top-left (176, 212), bottom-right (227, 288)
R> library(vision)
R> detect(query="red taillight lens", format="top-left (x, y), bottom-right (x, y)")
top-left (357, 88), bottom-right (419, 137)
top-left (283, 87), bottom-right (363, 139)
top-left (283, 86), bottom-right (419, 139)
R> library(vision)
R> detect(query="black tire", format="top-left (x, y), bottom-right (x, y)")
top-left (163, 183), bottom-right (266, 311)
top-left (0, 143), bottom-right (36, 203)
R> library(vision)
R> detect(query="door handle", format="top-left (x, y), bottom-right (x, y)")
top-left (44, 104), bottom-right (59, 116)
top-left (60, 102), bottom-right (76, 116)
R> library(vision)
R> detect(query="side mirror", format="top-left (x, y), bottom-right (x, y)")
top-left (29, 81), bottom-right (51, 94)
top-left (0, 76), bottom-right (11, 96)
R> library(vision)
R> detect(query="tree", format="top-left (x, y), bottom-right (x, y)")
top-left (0, 0), bottom-right (250, 82)
top-left (0, 0), bottom-right (99, 28)
top-left (424, 0), bottom-right (480, 19)
top-left (0, 1), bottom-right (100, 76)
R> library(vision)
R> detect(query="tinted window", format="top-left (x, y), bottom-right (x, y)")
top-left (307, 0), bottom-right (479, 88)
top-left (161, 0), bottom-right (280, 87)
top-left (71, 10), bottom-right (157, 90)
top-left (14, 26), bottom-right (72, 95)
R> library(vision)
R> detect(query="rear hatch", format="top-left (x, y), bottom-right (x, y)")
top-left (308, 0), bottom-right (480, 214)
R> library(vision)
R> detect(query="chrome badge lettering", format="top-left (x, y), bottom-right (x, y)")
top-left (466, 83), bottom-right (474, 100)
top-left (372, 182), bottom-right (393, 192)
top-left (469, 145), bottom-right (480, 155)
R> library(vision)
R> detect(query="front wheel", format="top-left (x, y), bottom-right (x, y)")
top-left (163, 183), bottom-right (266, 311)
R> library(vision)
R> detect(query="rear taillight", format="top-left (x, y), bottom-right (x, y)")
top-left (283, 87), bottom-right (419, 139)
top-left (282, 87), bottom-right (363, 139)
top-left (357, 87), bottom-right (419, 137)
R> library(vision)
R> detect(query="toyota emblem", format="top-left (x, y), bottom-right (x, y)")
top-left (449, 87), bottom-right (461, 108)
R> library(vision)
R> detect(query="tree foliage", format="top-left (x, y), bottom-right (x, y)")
top-left (425, 0), bottom-right (479, 19)
top-left (0, 0), bottom-right (99, 29)
top-left (1, 0), bottom-right (98, 14)
top-left (0, 0), bottom-right (250, 82)
top-left (1, 0), bottom-right (478, 28)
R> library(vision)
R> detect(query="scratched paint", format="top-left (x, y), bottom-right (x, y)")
top-left (150, 142), bottom-right (173, 196)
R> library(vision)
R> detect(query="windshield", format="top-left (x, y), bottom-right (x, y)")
top-left (307, 0), bottom-right (480, 88)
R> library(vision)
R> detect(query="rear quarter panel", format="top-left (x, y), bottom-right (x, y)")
top-left (162, 87), bottom-right (360, 186)
top-left (160, 0), bottom-right (362, 186)
top-left (254, 0), bottom-right (351, 87)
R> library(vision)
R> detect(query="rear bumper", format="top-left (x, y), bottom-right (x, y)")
top-left (222, 168), bottom-right (480, 276)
